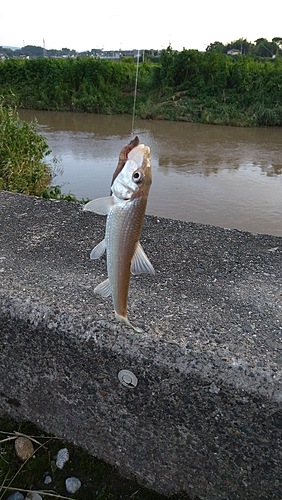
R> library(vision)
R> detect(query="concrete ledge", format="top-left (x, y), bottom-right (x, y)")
top-left (0, 190), bottom-right (281, 499)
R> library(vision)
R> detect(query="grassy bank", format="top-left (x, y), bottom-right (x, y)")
top-left (0, 100), bottom-right (53, 195)
top-left (0, 100), bottom-right (84, 201)
top-left (0, 50), bottom-right (282, 126)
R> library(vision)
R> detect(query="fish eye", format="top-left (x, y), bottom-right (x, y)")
top-left (132, 170), bottom-right (143, 184)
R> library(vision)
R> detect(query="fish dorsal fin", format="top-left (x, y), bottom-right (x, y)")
top-left (83, 196), bottom-right (114, 215)
top-left (94, 278), bottom-right (111, 297)
top-left (90, 239), bottom-right (106, 260)
top-left (131, 242), bottom-right (155, 275)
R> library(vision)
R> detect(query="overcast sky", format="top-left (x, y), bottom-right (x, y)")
top-left (1, 0), bottom-right (281, 52)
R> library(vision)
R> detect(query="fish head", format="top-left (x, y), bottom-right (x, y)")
top-left (111, 144), bottom-right (152, 201)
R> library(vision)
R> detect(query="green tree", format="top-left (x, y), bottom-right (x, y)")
top-left (225, 39), bottom-right (254, 55)
top-left (253, 38), bottom-right (277, 57)
top-left (14, 45), bottom-right (44, 57)
top-left (205, 41), bottom-right (225, 52)
top-left (272, 37), bottom-right (282, 55)
top-left (157, 45), bottom-right (175, 88)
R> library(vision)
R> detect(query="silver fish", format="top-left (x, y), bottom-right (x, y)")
top-left (84, 141), bottom-right (154, 332)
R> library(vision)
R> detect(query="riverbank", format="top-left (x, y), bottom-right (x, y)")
top-left (10, 90), bottom-right (282, 127)
top-left (138, 92), bottom-right (267, 127)
top-left (0, 190), bottom-right (281, 499)
top-left (1, 52), bottom-right (282, 127)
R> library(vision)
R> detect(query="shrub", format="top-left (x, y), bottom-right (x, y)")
top-left (0, 98), bottom-right (56, 195)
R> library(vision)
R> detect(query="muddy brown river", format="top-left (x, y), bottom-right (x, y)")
top-left (19, 110), bottom-right (282, 236)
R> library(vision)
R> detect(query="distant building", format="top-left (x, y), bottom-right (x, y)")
top-left (90, 49), bottom-right (143, 61)
top-left (227, 49), bottom-right (241, 56)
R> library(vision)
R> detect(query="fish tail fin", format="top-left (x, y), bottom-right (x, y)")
top-left (115, 312), bottom-right (144, 333)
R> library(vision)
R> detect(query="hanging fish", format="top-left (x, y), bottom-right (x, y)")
top-left (83, 139), bottom-right (154, 332)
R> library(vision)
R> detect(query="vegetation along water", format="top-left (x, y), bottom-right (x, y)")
top-left (0, 100), bottom-right (55, 196)
top-left (0, 44), bottom-right (282, 127)
top-left (0, 100), bottom-right (88, 200)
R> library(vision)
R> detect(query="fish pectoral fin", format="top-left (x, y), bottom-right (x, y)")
top-left (131, 242), bottom-right (155, 275)
top-left (90, 239), bottom-right (106, 259)
top-left (83, 196), bottom-right (114, 215)
top-left (94, 278), bottom-right (111, 297)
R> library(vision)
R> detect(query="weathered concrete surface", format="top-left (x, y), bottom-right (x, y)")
top-left (0, 190), bottom-right (281, 499)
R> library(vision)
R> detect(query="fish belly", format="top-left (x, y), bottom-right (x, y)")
top-left (106, 199), bottom-right (146, 319)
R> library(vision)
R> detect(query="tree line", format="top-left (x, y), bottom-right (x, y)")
top-left (206, 37), bottom-right (282, 59)
top-left (0, 57), bottom-right (152, 114)
top-left (1, 37), bottom-right (281, 61)
top-left (147, 47), bottom-right (282, 125)
top-left (0, 48), bottom-right (281, 126)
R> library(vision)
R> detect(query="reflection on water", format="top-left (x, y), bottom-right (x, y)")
top-left (19, 110), bottom-right (282, 236)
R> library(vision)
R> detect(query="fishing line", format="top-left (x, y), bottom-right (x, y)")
top-left (131, 50), bottom-right (140, 135)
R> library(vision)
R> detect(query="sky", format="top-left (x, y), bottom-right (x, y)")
top-left (1, 0), bottom-right (281, 52)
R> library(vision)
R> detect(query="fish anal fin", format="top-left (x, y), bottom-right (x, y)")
top-left (94, 278), bottom-right (111, 297)
top-left (83, 196), bottom-right (114, 216)
top-left (90, 239), bottom-right (106, 260)
top-left (131, 242), bottom-right (155, 275)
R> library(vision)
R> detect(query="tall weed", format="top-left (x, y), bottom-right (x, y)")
top-left (0, 99), bottom-right (57, 195)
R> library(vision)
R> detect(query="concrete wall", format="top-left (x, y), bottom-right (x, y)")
top-left (0, 190), bottom-right (281, 499)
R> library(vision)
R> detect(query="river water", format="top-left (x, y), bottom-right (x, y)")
top-left (19, 110), bottom-right (282, 236)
